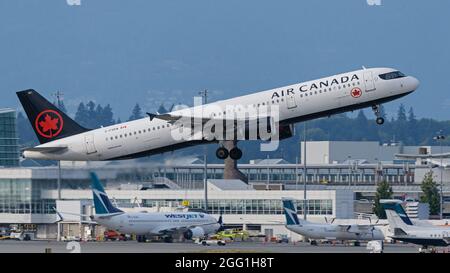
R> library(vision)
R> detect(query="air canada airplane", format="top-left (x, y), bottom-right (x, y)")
top-left (382, 199), bottom-right (450, 252)
top-left (282, 198), bottom-right (384, 243)
top-left (57, 172), bottom-right (222, 243)
top-left (17, 67), bottom-right (419, 161)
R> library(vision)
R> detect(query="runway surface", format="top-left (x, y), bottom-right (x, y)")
top-left (0, 240), bottom-right (429, 253)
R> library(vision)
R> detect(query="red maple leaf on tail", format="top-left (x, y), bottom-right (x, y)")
top-left (39, 114), bottom-right (59, 136)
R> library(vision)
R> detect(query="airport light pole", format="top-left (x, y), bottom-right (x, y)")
top-left (199, 89), bottom-right (209, 212)
top-left (57, 161), bottom-right (61, 200)
top-left (433, 130), bottom-right (445, 219)
top-left (295, 156), bottom-right (299, 190)
top-left (303, 122), bottom-right (307, 220)
top-left (347, 156), bottom-right (352, 186)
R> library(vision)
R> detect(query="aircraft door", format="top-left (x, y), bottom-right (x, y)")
top-left (363, 71), bottom-right (376, 92)
top-left (286, 93), bottom-right (297, 109)
top-left (84, 134), bottom-right (97, 154)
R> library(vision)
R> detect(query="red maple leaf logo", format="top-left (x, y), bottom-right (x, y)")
top-left (35, 110), bottom-right (64, 138)
top-left (39, 114), bottom-right (59, 135)
top-left (351, 88), bottom-right (361, 98)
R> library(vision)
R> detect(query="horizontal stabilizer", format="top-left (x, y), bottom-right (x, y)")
top-left (22, 145), bottom-right (68, 153)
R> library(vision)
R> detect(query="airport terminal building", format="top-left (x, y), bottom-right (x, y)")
top-left (0, 166), bottom-right (354, 240)
top-left (1, 139), bottom-right (450, 240)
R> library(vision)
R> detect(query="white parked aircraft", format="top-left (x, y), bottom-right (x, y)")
top-left (57, 172), bottom-right (222, 242)
top-left (282, 198), bottom-right (384, 243)
top-left (17, 67), bottom-right (419, 161)
top-left (381, 199), bottom-right (450, 252)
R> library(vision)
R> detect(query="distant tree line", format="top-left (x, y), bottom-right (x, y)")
top-left (16, 103), bottom-right (450, 162)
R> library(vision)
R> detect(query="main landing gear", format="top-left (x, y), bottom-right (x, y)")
top-left (372, 104), bottom-right (385, 125)
top-left (216, 146), bottom-right (242, 160)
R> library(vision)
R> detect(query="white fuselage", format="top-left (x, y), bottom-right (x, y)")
top-left (286, 223), bottom-right (385, 241)
top-left (24, 67), bottom-right (419, 161)
top-left (398, 225), bottom-right (450, 239)
top-left (94, 211), bottom-right (219, 236)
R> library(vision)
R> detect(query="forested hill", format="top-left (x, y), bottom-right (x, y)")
top-left (16, 101), bottom-right (450, 164)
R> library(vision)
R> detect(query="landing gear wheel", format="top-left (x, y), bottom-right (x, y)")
top-left (376, 117), bottom-right (384, 125)
top-left (229, 147), bottom-right (242, 160)
top-left (216, 147), bottom-right (229, 159)
top-left (372, 104), bottom-right (384, 125)
top-left (164, 236), bottom-right (173, 243)
top-left (137, 235), bottom-right (146, 243)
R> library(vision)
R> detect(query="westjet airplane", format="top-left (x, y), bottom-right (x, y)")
top-left (282, 198), bottom-right (384, 244)
top-left (57, 172), bottom-right (223, 243)
top-left (17, 67), bottom-right (419, 161)
top-left (382, 199), bottom-right (450, 252)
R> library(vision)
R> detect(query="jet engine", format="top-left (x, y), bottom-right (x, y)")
top-left (183, 226), bottom-right (205, 240)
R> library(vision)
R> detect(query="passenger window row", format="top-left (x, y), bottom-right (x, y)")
top-left (300, 82), bottom-right (360, 98)
top-left (105, 123), bottom-right (172, 141)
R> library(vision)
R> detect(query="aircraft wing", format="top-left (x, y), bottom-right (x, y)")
top-left (395, 153), bottom-right (450, 159)
top-left (22, 145), bottom-right (68, 153)
top-left (147, 112), bottom-right (271, 125)
top-left (337, 225), bottom-right (380, 233)
top-left (54, 209), bottom-right (97, 224)
top-left (155, 222), bottom-right (218, 236)
top-left (337, 225), bottom-right (352, 232)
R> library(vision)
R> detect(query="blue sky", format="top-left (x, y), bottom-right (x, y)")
top-left (1, 0), bottom-right (449, 120)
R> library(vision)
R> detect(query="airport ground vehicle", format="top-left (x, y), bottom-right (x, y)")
top-left (367, 240), bottom-right (384, 253)
top-left (103, 230), bottom-right (128, 241)
top-left (276, 234), bottom-right (289, 243)
top-left (9, 232), bottom-right (32, 241)
top-left (196, 238), bottom-right (226, 246)
top-left (61, 235), bottom-right (81, 242)
top-left (216, 229), bottom-right (249, 241)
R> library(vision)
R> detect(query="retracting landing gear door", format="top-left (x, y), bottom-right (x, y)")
top-left (364, 71), bottom-right (376, 92)
top-left (85, 134), bottom-right (97, 154)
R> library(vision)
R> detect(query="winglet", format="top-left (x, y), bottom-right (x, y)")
top-left (146, 112), bottom-right (157, 121)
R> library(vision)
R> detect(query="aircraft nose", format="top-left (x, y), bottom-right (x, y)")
top-left (409, 76), bottom-right (420, 91)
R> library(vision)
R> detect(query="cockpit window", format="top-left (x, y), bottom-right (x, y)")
top-left (379, 71), bottom-right (406, 80)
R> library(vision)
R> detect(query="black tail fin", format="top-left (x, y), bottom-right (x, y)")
top-left (16, 89), bottom-right (89, 144)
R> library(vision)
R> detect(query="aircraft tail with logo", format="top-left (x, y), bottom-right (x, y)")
top-left (381, 199), bottom-right (413, 233)
top-left (90, 172), bottom-right (123, 215)
top-left (16, 89), bottom-right (88, 144)
top-left (282, 198), bottom-right (308, 226)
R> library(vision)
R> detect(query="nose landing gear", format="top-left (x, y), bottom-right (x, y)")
top-left (372, 105), bottom-right (384, 125)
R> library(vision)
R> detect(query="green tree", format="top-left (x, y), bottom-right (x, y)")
top-left (378, 104), bottom-right (386, 119)
top-left (100, 104), bottom-right (115, 126)
top-left (128, 103), bottom-right (143, 121)
top-left (373, 180), bottom-right (393, 219)
top-left (74, 102), bottom-right (89, 128)
top-left (420, 170), bottom-right (440, 215)
top-left (397, 104), bottom-right (407, 122)
top-left (157, 103), bottom-right (169, 114)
